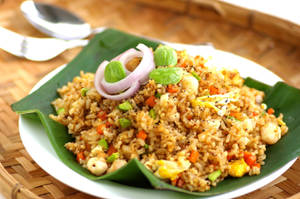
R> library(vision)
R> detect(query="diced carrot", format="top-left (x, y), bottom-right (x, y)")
top-left (97, 111), bottom-right (107, 120)
top-left (252, 112), bottom-right (258, 117)
top-left (107, 145), bottom-right (117, 156)
top-left (97, 124), bottom-right (106, 135)
top-left (145, 96), bottom-right (156, 107)
top-left (243, 151), bottom-right (252, 159)
top-left (76, 152), bottom-right (85, 162)
top-left (180, 62), bottom-right (187, 68)
top-left (252, 163), bottom-right (261, 169)
top-left (167, 84), bottom-right (179, 93)
top-left (245, 155), bottom-right (256, 166)
top-left (230, 111), bottom-right (243, 121)
top-left (137, 130), bottom-right (147, 140)
top-left (189, 150), bottom-right (199, 163)
top-left (105, 121), bottom-right (111, 128)
top-left (209, 85), bottom-right (219, 95)
top-left (244, 152), bottom-right (257, 166)
top-left (267, 108), bottom-right (275, 115)
top-left (171, 178), bottom-right (178, 186)
top-left (187, 115), bottom-right (193, 120)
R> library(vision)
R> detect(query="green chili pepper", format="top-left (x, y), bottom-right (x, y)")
top-left (149, 67), bottom-right (183, 85)
top-left (191, 71), bottom-right (201, 81)
top-left (81, 88), bottom-right (89, 96)
top-left (149, 109), bottom-right (156, 119)
top-left (118, 101), bottom-right (132, 111)
top-left (119, 118), bottom-right (131, 128)
top-left (104, 61), bottom-right (126, 83)
top-left (98, 138), bottom-right (108, 150)
top-left (57, 108), bottom-right (65, 115)
top-left (154, 45), bottom-right (177, 66)
top-left (107, 152), bottom-right (119, 163)
top-left (208, 170), bottom-right (221, 182)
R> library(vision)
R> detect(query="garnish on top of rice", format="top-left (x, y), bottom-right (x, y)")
top-left (50, 44), bottom-right (288, 192)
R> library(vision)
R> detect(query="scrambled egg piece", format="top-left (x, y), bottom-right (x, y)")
top-left (192, 92), bottom-right (239, 116)
top-left (228, 159), bottom-right (250, 177)
top-left (154, 158), bottom-right (191, 180)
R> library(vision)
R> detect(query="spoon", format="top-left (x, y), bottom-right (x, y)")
top-left (20, 0), bottom-right (214, 49)
top-left (20, 0), bottom-right (103, 40)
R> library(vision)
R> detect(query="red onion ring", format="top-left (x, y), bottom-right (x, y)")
top-left (94, 61), bottom-right (140, 100)
top-left (101, 43), bottom-right (154, 94)
top-left (112, 48), bottom-right (141, 75)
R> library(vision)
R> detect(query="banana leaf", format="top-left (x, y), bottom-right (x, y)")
top-left (11, 29), bottom-right (300, 197)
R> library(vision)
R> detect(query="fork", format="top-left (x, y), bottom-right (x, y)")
top-left (0, 26), bottom-right (88, 61)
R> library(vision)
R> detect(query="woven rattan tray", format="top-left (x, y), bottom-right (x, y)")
top-left (0, 0), bottom-right (300, 198)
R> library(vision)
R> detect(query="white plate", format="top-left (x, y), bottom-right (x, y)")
top-left (19, 47), bottom-right (296, 199)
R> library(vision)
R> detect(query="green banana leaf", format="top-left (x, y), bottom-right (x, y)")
top-left (11, 29), bottom-right (300, 197)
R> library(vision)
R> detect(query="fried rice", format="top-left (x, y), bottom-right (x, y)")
top-left (50, 50), bottom-right (288, 192)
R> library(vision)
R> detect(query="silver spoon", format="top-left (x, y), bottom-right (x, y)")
top-left (20, 0), bottom-right (103, 40)
top-left (20, 0), bottom-right (214, 48)
top-left (19, 0), bottom-right (214, 57)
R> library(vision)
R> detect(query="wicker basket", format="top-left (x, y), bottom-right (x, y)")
top-left (0, 0), bottom-right (300, 198)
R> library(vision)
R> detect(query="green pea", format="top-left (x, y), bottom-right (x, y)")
top-left (191, 71), bottom-right (201, 81)
top-left (208, 170), bottom-right (222, 182)
top-left (107, 152), bottom-right (119, 163)
top-left (119, 118), bottom-right (131, 128)
top-left (118, 101), bottom-right (132, 111)
top-left (144, 144), bottom-right (149, 150)
top-left (57, 108), bottom-right (65, 115)
top-left (98, 138), bottom-right (108, 150)
top-left (154, 45), bottom-right (177, 66)
top-left (149, 67), bottom-right (183, 85)
top-left (81, 88), bottom-right (89, 96)
top-left (149, 109), bottom-right (156, 119)
top-left (104, 61), bottom-right (126, 83)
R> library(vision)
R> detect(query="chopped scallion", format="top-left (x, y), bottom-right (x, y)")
top-left (98, 138), bottom-right (108, 150)
top-left (149, 109), bottom-right (156, 119)
top-left (191, 71), bottom-right (201, 81)
top-left (119, 118), bottom-right (131, 128)
top-left (155, 92), bottom-right (162, 99)
top-left (118, 101), bottom-right (132, 111)
top-left (208, 170), bottom-right (221, 182)
top-left (57, 108), bottom-right (65, 115)
top-left (107, 152), bottom-right (119, 163)
top-left (81, 88), bottom-right (89, 96)
top-left (144, 144), bottom-right (149, 150)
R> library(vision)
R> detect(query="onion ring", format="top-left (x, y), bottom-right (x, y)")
top-left (101, 43), bottom-right (154, 94)
top-left (94, 61), bottom-right (140, 100)
top-left (112, 48), bottom-right (141, 75)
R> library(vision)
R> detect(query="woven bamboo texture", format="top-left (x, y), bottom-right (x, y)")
top-left (0, 0), bottom-right (300, 198)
